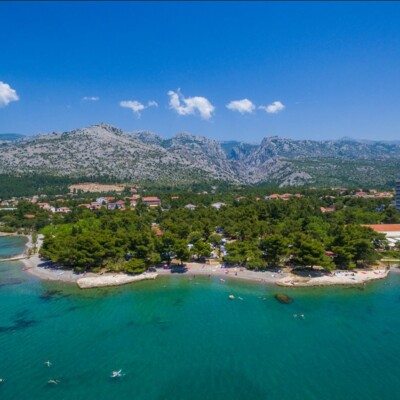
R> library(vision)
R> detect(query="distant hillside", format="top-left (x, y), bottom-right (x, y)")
top-left (0, 133), bottom-right (25, 142)
top-left (0, 124), bottom-right (399, 187)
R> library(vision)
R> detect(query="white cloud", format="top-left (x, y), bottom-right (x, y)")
top-left (226, 98), bottom-right (255, 114)
top-left (259, 101), bottom-right (285, 114)
top-left (119, 99), bottom-right (158, 117)
top-left (168, 89), bottom-right (215, 120)
top-left (82, 96), bottom-right (99, 101)
top-left (0, 81), bottom-right (19, 108)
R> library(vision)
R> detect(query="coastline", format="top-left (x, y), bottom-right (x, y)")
top-left (11, 233), bottom-right (398, 289)
top-left (275, 269), bottom-right (390, 287)
top-left (157, 263), bottom-right (288, 284)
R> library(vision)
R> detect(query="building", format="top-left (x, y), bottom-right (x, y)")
top-left (107, 200), bottom-right (125, 210)
top-left (185, 204), bottom-right (197, 211)
top-left (363, 224), bottom-right (400, 248)
top-left (142, 196), bottom-right (161, 207)
top-left (396, 179), bottom-right (400, 210)
top-left (265, 194), bottom-right (281, 200)
top-left (320, 206), bottom-right (336, 213)
top-left (56, 207), bottom-right (71, 213)
top-left (89, 202), bottom-right (102, 210)
top-left (78, 204), bottom-right (91, 209)
top-left (211, 202), bottom-right (226, 210)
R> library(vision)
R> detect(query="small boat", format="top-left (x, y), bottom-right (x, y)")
top-left (228, 295), bottom-right (235, 300)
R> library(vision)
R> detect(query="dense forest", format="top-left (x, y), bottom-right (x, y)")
top-left (0, 174), bottom-right (135, 198)
top-left (34, 195), bottom-right (397, 273)
top-left (2, 185), bottom-right (399, 273)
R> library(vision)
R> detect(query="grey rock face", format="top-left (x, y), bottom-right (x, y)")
top-left (1, 124), bottom-right (400, 187)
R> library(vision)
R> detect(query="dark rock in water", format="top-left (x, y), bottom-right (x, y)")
top-left (0, 316), bottom-right (37, 333)
top-left (13, 317), bottom-right (37, 329)
top-left (173, 298), bottom-right (184, 306)
top-left (39, 289), bottom-right (63, 300)
top-left (0, 278), bottom-right (25, 287)
top-left (274, 293), bottom-right (293, 304)
top-left (67, 305), bottom-right (82, 312)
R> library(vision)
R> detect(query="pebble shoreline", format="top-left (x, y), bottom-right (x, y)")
top-left (9, 233), bottom-right (397, 289)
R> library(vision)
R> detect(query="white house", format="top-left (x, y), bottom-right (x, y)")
top-left (363, 224), bottom-right (400, 248)
top-left (211, 202), bottom-right (226, 210)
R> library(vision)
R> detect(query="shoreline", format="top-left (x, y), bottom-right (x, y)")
top-left (7, 233), bottom-right (399, 289)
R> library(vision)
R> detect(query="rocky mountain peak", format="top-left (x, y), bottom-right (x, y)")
top-left (1, 124), bottom-right (400, 187)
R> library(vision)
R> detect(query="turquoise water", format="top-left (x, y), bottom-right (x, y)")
top-left (0, 236), bottom-right (27, 258)
top-left (1, 237), bottom-right (400, 399)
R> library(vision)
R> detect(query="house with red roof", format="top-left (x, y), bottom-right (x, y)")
top-left (142, 196), bottom-right (161, 207)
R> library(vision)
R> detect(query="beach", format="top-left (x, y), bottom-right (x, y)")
top-left (8, 232), bottom-right (394, 288)
top-left (157, 262), bottom-right (288, 283)
top-left (276, 269), bottom-right (389, 287)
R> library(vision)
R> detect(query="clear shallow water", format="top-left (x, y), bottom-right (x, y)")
top-left (1, 237), bottom-right (400, 400)
top-left (0, 236), bottom-right (27, 258)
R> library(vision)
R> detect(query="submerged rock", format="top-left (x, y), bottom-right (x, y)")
top-left (39, 289), bottom-right (63, 300)
top-left (274, 293), bottom-right (293, 304)
top-left (0, 278), bottom-right (25, 287)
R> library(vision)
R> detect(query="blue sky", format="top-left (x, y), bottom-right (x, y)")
top-left (1, 1), bottom-right (400, 142)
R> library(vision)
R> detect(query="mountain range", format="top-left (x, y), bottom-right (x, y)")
top-left (1, 124), bottom-right (399, 187)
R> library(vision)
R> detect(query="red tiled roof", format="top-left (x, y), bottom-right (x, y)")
top-left (363, 224), bottom-right (400, 232)
top-left (143, 197), bottom-right (160, 202)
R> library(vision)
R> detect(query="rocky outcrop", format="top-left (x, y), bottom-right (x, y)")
top-left (274, 293), bottom-right (293, 304)
top-left (275, 270), bottom-right (389, 287)
top-left (77, 272), bottom-right (158, 289)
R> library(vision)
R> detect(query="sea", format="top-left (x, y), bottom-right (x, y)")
top-left (0, 236), bottom-right (400, 400)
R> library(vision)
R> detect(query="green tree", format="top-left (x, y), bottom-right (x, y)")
top-left (125, 258), bottom-right (147, 274)
top-left (291, 233), bottom-right (334, 271)
top-left (259, 234), bottom-right (288, 266)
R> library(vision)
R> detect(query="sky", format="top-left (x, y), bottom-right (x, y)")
top-left (1, 1), bottom-right (400, 142)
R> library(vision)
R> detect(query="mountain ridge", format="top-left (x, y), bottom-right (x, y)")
top-left (1, 123), bottom-right (399, 187)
